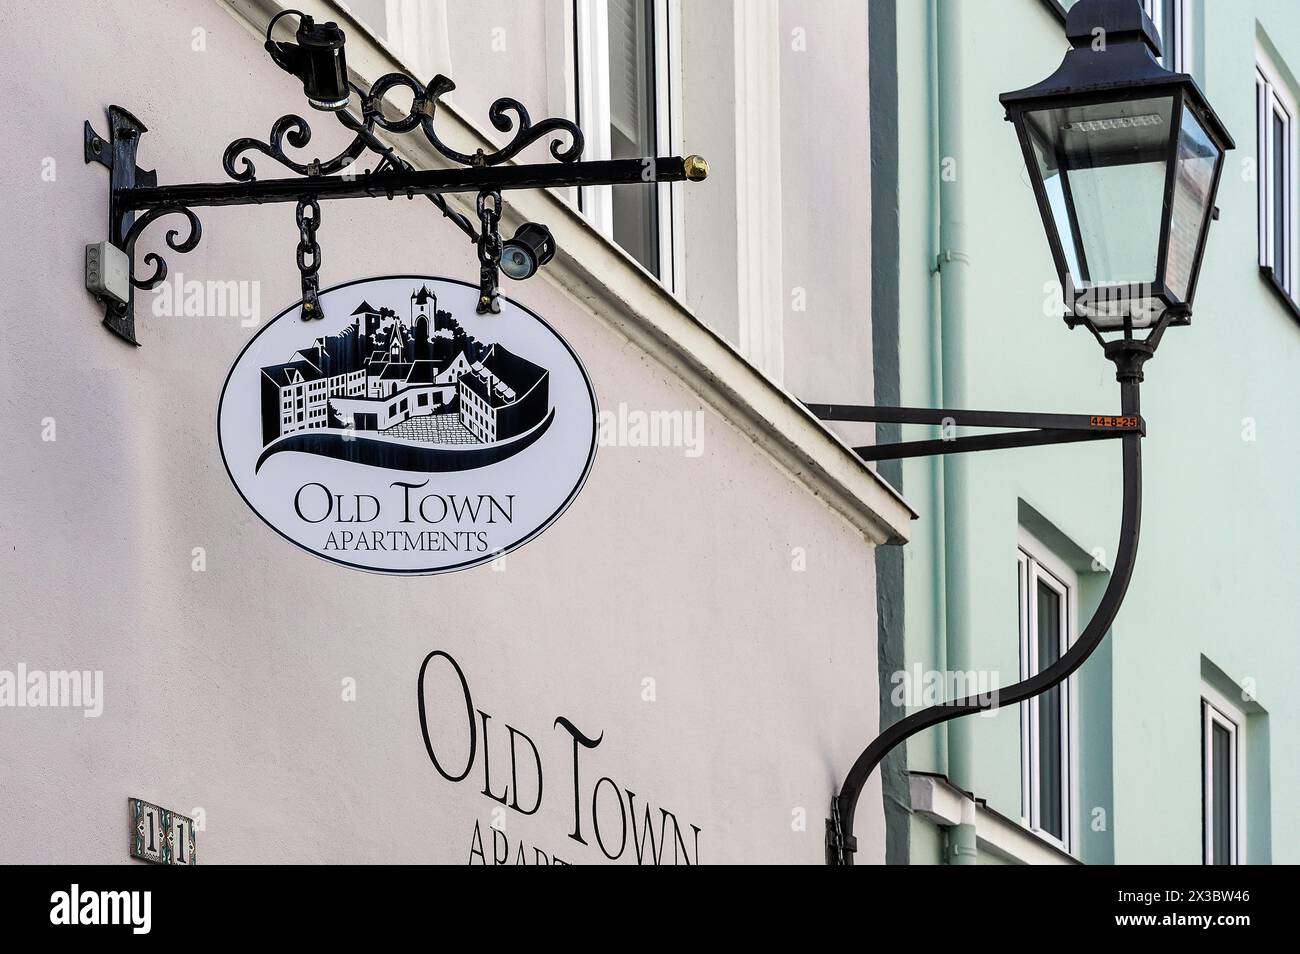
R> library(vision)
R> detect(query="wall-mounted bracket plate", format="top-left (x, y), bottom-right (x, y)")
top-left (85, 106), bottom-right (157, 346)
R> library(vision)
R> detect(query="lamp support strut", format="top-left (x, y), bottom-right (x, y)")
top-left (818, 372), bottom-right (1143, 865)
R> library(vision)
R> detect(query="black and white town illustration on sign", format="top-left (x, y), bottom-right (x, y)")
top-left (256, 285), bottom-right (553, 472)
top-left (218, 276), bottom-right (597, 575)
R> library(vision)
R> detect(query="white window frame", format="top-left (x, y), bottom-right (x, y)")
top-left (1257, 52), bottom-right (1297, 296)
top-left (1142, 0), bottom-right (1190, 73)
top-left (1201, 684), bottom-right (1247, 865)
top-left (573, 0), bottom-right (684, 291)
top-left (1017, 530), bottom-right (1080, 855)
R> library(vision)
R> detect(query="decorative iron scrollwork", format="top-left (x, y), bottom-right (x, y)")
top-left (357, 73), bottom-right (585, 167)
top-left (85, 12), bottom-right (706, 345)
top-left (413, 75), bottom-right (585, 167)
top-left (221, 71), bottom-right (585, 186)
top-left (222, 112), bottom-right (371, 181)
top-left (364, 72), bottom-right (431, 135)
top-left (122, 206), bottom-right (203, 290)
top-left (217, 69), bottom-right (584, 314)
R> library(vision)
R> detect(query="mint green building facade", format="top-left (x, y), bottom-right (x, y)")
top-left (873, 0), bottom-right (1298, 864)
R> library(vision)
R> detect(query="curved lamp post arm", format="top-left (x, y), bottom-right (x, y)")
top-left (828, 378), bottom-right (1143, 865)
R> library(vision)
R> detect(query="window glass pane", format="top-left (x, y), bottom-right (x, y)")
top-left (1018, 561), bottom-right (1026, 817)
top-left (1273, 108), bottom-right (1287, 284)
top-left (1160, 3), bottom-right (1177, 69)
top-left (1165, 105), bottom-right (1220, 300)
top-left (1140, 0), bottom-right (1180, 69)
top-left (1210, 721), bottom-right (1232, 864)
top-left (1257, 79), bottom-right (1266, 266)
top-left (341, 3), bottom-right (436, 92)
top-left (607, 0), bottom-right (659, 274)
top-left (1036, 580), bottom-right (1064, 840)
top-left (346, 0), bottom-right (388, 38)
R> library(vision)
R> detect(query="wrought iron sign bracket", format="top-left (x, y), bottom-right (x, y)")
top-left (83, 10), bottom-right (708, 346)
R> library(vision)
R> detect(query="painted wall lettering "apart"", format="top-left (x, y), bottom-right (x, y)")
top-left (418, 650), bottom-right (703, 865)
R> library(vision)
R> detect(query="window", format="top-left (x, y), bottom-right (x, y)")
top-left (1142, 0), bottom-right (1189, 72)
top-left (574, 0), bottom-right (682, 288)
top-left (1201, 692), bottom-right (1244, 865)
top-left (341, 0), bottom-right (442, 78)
top-left (1257, 54), bottom-right (1296, 295)
top-left (1017, 536), bottom-right (1077, 851)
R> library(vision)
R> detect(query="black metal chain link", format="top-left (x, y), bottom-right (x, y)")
top-left (476, 190), bottom-right (502, 314)
top-left (827, 797), bottom-right (845, 865)
top-left (295, 196), bottom-right (323, 320)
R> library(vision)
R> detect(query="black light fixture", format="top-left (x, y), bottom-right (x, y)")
top-left (814, 0), bottom-right (1233, 865)
top-left (264, 10), bottom-right (351, 111)
top-left (500, 223), bottom-right (556, 281)
top-left (1000, 0), bottom-right (1233, 337)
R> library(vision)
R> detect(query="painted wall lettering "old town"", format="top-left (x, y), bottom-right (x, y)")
top-left (418, 650), bottom-right (703, 865)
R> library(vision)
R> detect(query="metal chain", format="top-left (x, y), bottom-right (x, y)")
top-left (295, 197), bottom-right (323, 320)
top-left (827, 796), bottom-right (845, 866)
top-left (476, 190), bottom-right (502, 315)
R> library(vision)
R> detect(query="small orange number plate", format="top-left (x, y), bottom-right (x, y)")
top-left (1089, 415), bottom-right (1138, 428)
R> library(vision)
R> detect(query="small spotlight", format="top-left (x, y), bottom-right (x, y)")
top-left (265, 11), bottom-right (350, 111)
top-left (500, 223), bottom-right (556, 281)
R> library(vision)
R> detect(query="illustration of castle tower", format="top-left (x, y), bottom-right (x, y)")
top-left (411, 285), bottom-right (435, 327)
top-left (411, 285), bottom-right (436, 362)
top-left (351, 300), bottom-right (382, 365)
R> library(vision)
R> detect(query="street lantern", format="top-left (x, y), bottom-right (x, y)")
top-left (1000, 0), bottom-right (1233, 337)
top-left (817, 0), bottom-right (1236, 866)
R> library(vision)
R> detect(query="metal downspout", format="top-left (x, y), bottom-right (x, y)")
top-left (935, 0), bottom-right (976, 864)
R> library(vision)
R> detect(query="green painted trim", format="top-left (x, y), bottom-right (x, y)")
top-left (869, 0), bottom-right (911, 866)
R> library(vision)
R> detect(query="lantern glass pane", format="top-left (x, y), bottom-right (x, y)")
top-left (1164, 105), bottom-right (1222, 301)
top-left (1023, 96), bottom-right (1178, 327)
top-left (1026, 96), bottom-right (1175, 287)
top-left (1066, 151), bottom-right (1166, 287)
top-left (1030, 134), bottom-right (1085, 282)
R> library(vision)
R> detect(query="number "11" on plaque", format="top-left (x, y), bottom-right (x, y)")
top-left (130, 797), bottom-right (197, 865)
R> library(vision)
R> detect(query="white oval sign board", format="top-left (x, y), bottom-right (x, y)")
top-left (218, 276), bottom-right (597, 574)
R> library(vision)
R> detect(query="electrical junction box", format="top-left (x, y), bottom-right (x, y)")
top-left (85, 241), bottom-right (130, 306)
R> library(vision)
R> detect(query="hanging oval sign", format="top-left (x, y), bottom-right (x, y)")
top-left (218, 276), bottom-right (597, 574)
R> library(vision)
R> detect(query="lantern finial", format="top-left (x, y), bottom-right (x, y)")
top-left (1064, 0), bottom-right (1163, 59)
